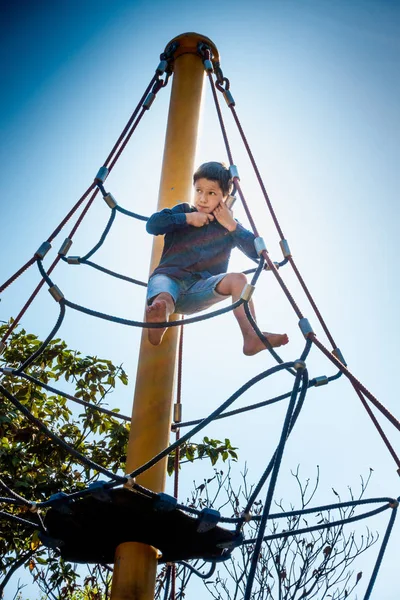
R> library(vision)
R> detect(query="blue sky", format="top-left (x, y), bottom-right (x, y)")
top-left (1, 1), bottom-right (400, 598)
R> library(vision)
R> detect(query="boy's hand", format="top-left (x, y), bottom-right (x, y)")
top-left (213, 202), bottom-right (237, 232)
top-left (186, 212), bottom-right (214, 227)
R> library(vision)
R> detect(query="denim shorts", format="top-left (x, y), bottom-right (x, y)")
top-left (147, 273), bottom-right (228, 315)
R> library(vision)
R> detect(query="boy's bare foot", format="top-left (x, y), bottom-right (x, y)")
top-left (243, 332), bottom-right (289, 356)
top-left (146, 300), bottom-right (169, 345)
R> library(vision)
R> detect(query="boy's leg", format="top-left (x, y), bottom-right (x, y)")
top-left (215, 273), bottom-right (289, 356)
top-left (146, 274), bottom-right (180, 346)
top-left (146, 292), bottom-right (175, 346)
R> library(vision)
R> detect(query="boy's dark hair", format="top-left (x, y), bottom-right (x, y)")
top-left (193, 162), bottom-right (233, 196)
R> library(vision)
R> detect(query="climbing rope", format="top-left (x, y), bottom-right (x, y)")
top-left (0, 40), bottom-right (398, 600)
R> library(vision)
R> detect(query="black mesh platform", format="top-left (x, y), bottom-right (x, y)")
top-left (43, 487), bottom-right (242, 564)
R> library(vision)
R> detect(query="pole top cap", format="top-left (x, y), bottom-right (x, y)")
top-left (164, 32), bottom-right (220, 63)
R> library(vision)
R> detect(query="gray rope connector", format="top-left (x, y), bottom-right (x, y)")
top-left (280, 239), bottom-right (292, 258)
top-left (229, 165), bottom-right (240, 180)
top-left (66, 257), bottom-right (80, 265)
top-left (29, 502), bottom-right (39, 514)
top-left (95, 166), bottom-right (109, 184)
top-left (223, 90), bottom-right (235, 107)
top-left (156, 60), bottom-right (168, 75)
top-left (254, 237), bottom-right (267, 256)
top-left (294, 359), bottom-right (307, 371)
top-left (58, 238), bottom-right (72, 256)
top-left (124, 476), bottom-right (136, 489)
top-left (2, 367), bottom-right (14, 375)
top-left (225, 195), bottom-right (236, 210)
top-left (333, 347), bottom-right (347, 367)
top-left (48, 286), bottom-right (64, 302)
top-left (240, 511), bottom-right (252, 523)
top-left (299, 318), bottom-right (314, 338)
top-left (203, 59), bottom-right (213, 73)
top-left (241, 284), bottom-right (255, 302)
top-left (314, 375), bottom-right (329, 387)
top-left (35, 242), bottom-right (52, 260)
top-left (174, 403), bottom-right (182, 423)
top-left (103, 193), bottom-right (117, 209)
top-left (143, 92), bottom-right (156, 110)
top-left (264, 261), bottom-right (280, 271)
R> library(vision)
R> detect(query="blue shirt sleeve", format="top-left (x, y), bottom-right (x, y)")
top-left (230, 222), bottom-right (258, 260)
top-left (146, 203), bottom-right (191, 235)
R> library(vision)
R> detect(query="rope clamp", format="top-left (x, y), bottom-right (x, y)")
top-left (280, 239), bottom-right (292, 258)
top-left (197, 507), bottom-right (220, 532)
top-left (49, 285), bottom-right (64, 302)
top-left (254, 237), bottom-right (268, 256)
top-left (174, 403), bottom-right (182, 423)
top-left (154, 492), bottom-right (177, 512)
top-left (333, 347), bottom-right (347, 367)
top-left (225, 195), bottom-right (236, 210)
top-left (35, 241), bottom-right (52, 260)
top-left (229, 165), bottom-right (240, 181)
top-left (223, 90), bottom-right (235, 107)
top-left (241, 283), bottom-right (255, 302)
top-left (124, 476), bottom-right (136, 489)
top-left (143, 92), bottom-right (156, 110)
top-left (94, 166), bottom-right (109, 184)
top-left (58, 238), bottom-right (73, 256)
top-left (0, 342), bottom-right (6, 355)
top-left (240, 511), bottom-right (252, 522)
top-left (29, 502), bottom-right (39, 514)
top-left (389, 499), bottom-right (399, 508)
top-left (294, 359), bottom-right (307, 371)
top-left (299, 318), bottom-right (314, 338)
top-left (203, 59), bottom-right (213, 73)
top-left (104, 193), bottom-right (117, 209)
top-left (66, 256), bottom-right (81, 265)
top-left (156, 60), bottom-right (168, 75)
top-left (264, 261), bottom-right (280, 271)
top-left (314, 375), bottom-right (329, 387)
top-left (2, 367), bottom-right (15, 375)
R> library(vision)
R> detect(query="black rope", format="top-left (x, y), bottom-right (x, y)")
top-left (80, 208), bottom-right (116, 261)
top-left (173, 367), bottom-right (339, 430)
top-left (14, 301), bottom-right (66, 375)
top-left (115, 205), bottom-right (148, 221)
top-left (0, 383), bottom-right (125, 483)
top-left (242, 502), bottom-right (394, 545)
top-left (11, 370), bottom-right (131, 422)
top-left (64, 297), bottom-right (244, 328)
top-left (177, 561), bottom-right (216, 579)
top-left (80, 260), bottom-right (147, 287)
top-left (127, 362), bottom-right (295, 481)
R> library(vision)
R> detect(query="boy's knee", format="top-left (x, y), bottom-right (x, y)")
top-left (217, 272), bottom-right (247, 294)
top-left (230, 272), bottom-right (247, 288)
top-left (148, 292), bottom-right (175, 307)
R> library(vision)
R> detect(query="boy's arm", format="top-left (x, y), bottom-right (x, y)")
top-left (213, 202), bottom-right (258, 260)
top-left (146, 203), bottom-right (191, 235)
top-left (230, 223), bottom-right (259, 260)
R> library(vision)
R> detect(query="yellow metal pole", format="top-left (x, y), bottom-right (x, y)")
top-left (110, 33), bottom-right (219, 600)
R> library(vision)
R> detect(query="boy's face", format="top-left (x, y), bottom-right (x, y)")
top-left (193, 178), bottom-right (226, 214)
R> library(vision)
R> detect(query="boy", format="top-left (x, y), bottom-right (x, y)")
top-left (145, 162), bottom-right (288, 355)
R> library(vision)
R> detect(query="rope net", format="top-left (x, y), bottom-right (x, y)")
top-left (0, 39), bottom-right (398, 600)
